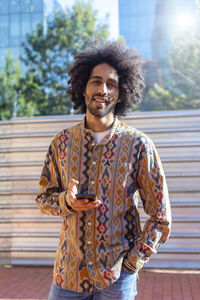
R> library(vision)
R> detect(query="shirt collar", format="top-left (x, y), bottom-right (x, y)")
top-left (80, 117), bottom-right (120, 145)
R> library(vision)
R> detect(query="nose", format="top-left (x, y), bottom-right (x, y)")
top-left (98, 82), bottom-right (108, 95)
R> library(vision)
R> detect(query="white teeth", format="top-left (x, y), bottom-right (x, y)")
top-left (95, 100), bottom-right (106, 103)
top-left (93, 98), bottom-right (107, 103)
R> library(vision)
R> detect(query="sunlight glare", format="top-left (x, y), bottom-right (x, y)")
top-left (175, 13), bottom-right (194, 31)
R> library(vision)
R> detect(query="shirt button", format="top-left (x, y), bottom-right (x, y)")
top-left (91, 143), bottom-right (95, 147)
top-left (88, 261), bottom-right (92, 265)
top-left (92, 161), bottom-right (96, 165)
top-left (88, 221), bottom-right (92, 226)
top-left (87, 240), bottom-right (92, 245)
top-left (91, 181), bottom-right (95, 184)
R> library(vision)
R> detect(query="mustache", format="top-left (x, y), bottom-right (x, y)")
top-left (93, 94), bottom-right (111, 102)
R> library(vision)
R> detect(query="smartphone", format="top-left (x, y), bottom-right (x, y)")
top-left (75, 193), bottom-right (96, 201)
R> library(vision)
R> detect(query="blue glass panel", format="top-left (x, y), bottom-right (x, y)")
top-left (32, 12), bottom-right (43, 29)
top-left (10, 36), bottom-right (21, 47)
top-left (0, 48), bottom-right (7, 66)
top-left (10, 14), bottom-right (20, 36)
top-left (21, 13), bottom-right (31, 36)
top-left (32, 0), bottom-right (43, 12)
top-left (21, 0), bottom-right (31, 13)
top-left (11, 46), bottom-right (21, 59)
top-left (9, 0), bottom-right (20, 13)
top-left (0, 0), bottom-right (9, 14)
top-left (0, 15), bottom-right (9, 47)
top-left (0, 14), bottom-right (8, 26)
top-left (0, 29), bottom-right (9, 47)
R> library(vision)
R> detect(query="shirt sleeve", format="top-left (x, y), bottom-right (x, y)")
top-left (35, 136), bottom-right (75, 217)
top-left (123, 135), bottom-right (171, 273)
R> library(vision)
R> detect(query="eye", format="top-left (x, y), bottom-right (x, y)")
top-left (107, 82), bottom-right (118, 89)
top-left (107, 83), bottom-right (113, 87)
top-left (91, 80), bottom-right (101, 85)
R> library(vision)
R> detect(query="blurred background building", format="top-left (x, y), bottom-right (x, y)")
top-left (0, 0), bottom-right (197, 87)
top-left (119, 0), bottom-right (196, 88)
top-left (0, 0), bottom-right (62, 66)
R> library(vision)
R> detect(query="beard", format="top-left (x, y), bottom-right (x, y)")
top-left (86, 95), bottom-right (118, 117)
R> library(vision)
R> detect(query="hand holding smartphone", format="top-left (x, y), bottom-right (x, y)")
top-left (75, 194), bottom-right (96, 201)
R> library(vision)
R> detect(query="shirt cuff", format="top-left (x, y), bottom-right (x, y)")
top-left (59, 191), bottom-right (75, 215)
top-left (123, 249), bottom-right (148, 272)
top-left (122, 264), bottom-right (136, 274)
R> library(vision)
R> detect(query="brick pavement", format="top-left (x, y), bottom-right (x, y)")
top-left (0, 266), bottom-right (199, 300)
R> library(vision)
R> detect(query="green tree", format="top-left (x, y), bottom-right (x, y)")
top-left (0, 52), bottom-right (35, 120)
top-left (21, 1), bottom-right (109, 116)
top-left (141, 83), bottom-right (188, 111)
top-left (143, 2), bottom-right (200, 111)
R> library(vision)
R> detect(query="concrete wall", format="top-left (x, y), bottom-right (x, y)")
top-left (0, 110), bottom-right (200, 269)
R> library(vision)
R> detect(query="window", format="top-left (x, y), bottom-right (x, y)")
top-left (0, 48), bottom-right (7, 64)
top-left (0, 15), bottom-right (9, 47)
top-left (0, 0), bottom-right (9, 14)
top-left (21, 14), bottom-right (31, 36)
top-left (32, 12), bottom-right (43, 30)
top-left (32, 0), bottom-right (43, 12)
top-left (10, 36), bottom-right (21, 47)
top-left (0, 29), bottom-right (9, 47)
top-left (9, 0), bottom-right (20, 13)
top-left (10, 14), bottom-right (20, 46)
top-left (10, 14), bottom-right (20, 37)
top-left (21, 0), bottom-right (31, 13)
top-left (11, 46), bottom-right (21, 59)
top-left (0, 14), bottom-right (8, 26)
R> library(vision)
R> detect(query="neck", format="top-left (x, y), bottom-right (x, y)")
top-left (85, 111), bottom-right (115, 133)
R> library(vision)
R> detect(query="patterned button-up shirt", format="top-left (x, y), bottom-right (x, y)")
top-left (36, 118), bottom-right (171, 293)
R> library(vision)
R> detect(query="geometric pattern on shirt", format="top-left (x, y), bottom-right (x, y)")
top-left (36, 118), bottom-right (171, 293)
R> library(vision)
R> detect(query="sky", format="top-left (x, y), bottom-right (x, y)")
top-left (57, 0), bottom-right (119, 39)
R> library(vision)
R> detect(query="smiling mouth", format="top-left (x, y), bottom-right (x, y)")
top-left (93, 96), bottom-right (109, 103)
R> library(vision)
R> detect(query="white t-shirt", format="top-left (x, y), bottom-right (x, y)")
top-left (93, 129), bottom-right (111, 143)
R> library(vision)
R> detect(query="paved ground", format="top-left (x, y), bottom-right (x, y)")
top-left (0, 266), bottom-right (199, 300)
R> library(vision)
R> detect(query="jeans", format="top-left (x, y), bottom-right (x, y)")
top-left (48, 268), bottom-right (137, 300)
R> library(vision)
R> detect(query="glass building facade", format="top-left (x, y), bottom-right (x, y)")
top-left (0, 0), bottom-right (61, 68)
top-left (119, 0), bottom-right (157, 60)
top-left (119, 0), bottom-right (196, 85)
top-left (152, 0), bottom-right (195, 64)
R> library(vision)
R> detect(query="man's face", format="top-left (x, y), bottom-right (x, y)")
top-left (83, 63), bottom-right (119, 118)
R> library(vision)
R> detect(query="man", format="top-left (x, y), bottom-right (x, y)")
top-left (36, 41), bottom-right (171, 300)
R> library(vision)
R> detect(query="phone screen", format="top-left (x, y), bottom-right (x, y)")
top-left (75, 194), bottom-right (96, 201)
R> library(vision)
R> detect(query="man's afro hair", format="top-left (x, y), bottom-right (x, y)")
top-left (67, 40), bottom-right (144, 116)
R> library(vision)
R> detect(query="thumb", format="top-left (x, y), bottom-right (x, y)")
top-left (68, 179), bottom-right (79, 189)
